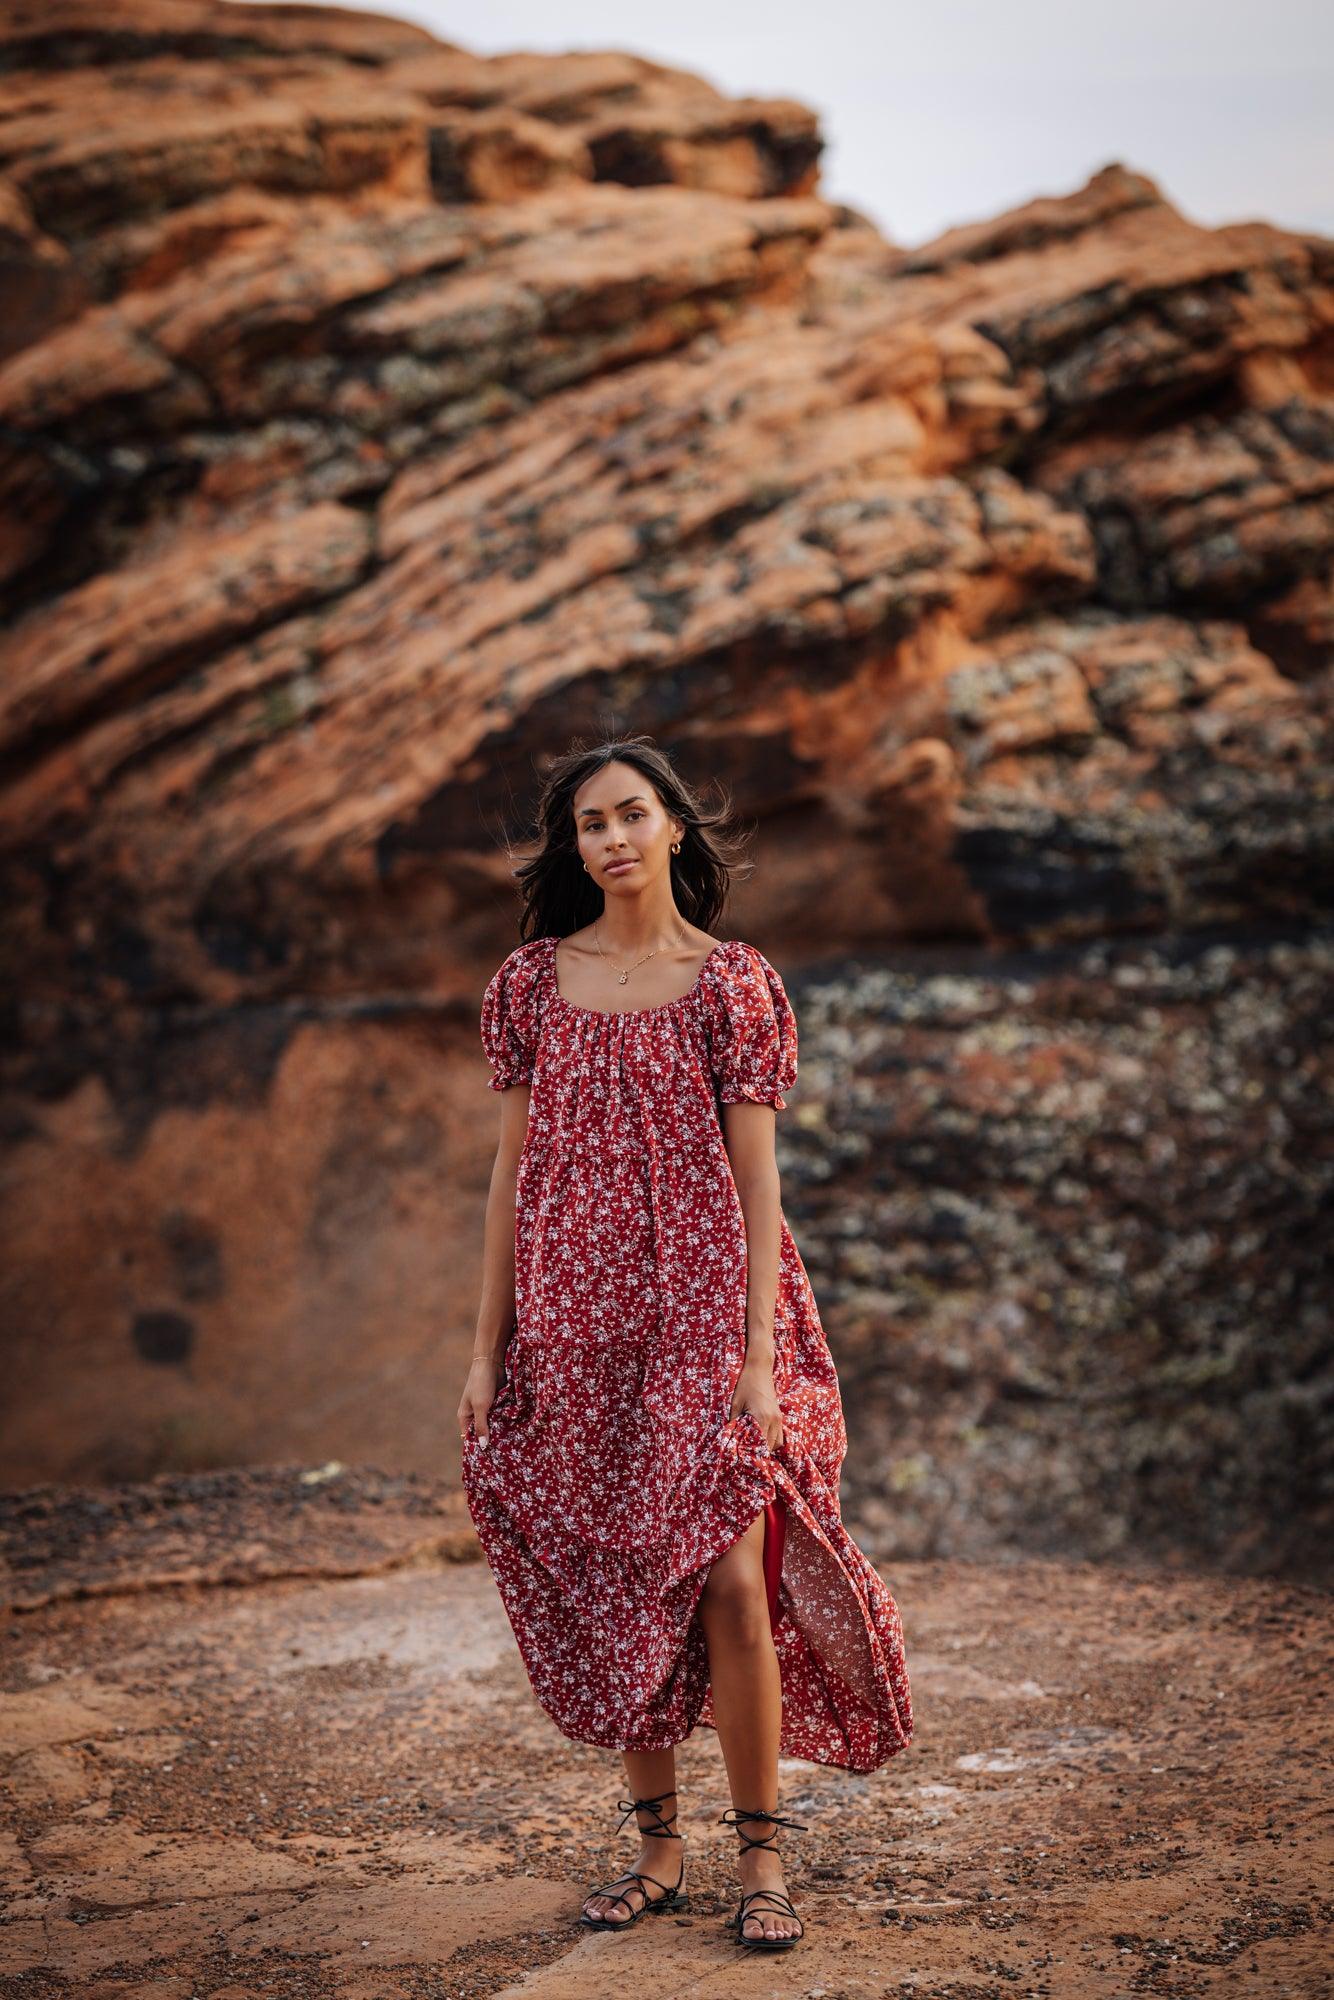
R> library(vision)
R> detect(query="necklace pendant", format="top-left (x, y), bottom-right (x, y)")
top-left (617, 971), bottom-right (628, 984)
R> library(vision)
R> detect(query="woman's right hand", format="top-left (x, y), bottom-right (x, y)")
top-left (458, 1355), bottom-right (501, 1445)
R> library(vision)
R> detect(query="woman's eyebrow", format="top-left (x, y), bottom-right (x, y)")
top-left (576, 795), bottom-right (648, 818)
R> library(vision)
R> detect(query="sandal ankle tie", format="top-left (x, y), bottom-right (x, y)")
top-left (719, 1805), bottom-right (808, 1850)
top-left (616, 1791), bottom-right (683, 1840)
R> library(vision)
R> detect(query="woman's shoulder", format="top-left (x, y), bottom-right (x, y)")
top-left (699, 938), bottom-right (798, 1107)
top-left (482, 935), bottom-right (556, 1023)
top-left (704, 937), bottom-right (784, 984)
top-left (487, 933), bottom-right (557, 990)
top-left (480, 936), bottom-right (555, 1089)
top-left (496, 933), bottom-right (556, 967)
top-left (699, 937), bottom-right (795, 1025)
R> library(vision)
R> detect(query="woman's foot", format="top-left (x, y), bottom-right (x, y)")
top-left (736, 1839), bottom-right (802, 1943)
top-left (720, 1807), bottom-right (807, 1946)
top-left (580, 1834), bottom-right (684, 1924)
top-left (581, 1790), bottom-right (685, 1926)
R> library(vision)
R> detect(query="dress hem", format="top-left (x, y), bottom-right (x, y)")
top-left (462, 1411), bottom-right (914, 1776)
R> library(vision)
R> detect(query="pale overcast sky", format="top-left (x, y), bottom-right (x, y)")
top-left (273, 1), bottom-right (1333, 245)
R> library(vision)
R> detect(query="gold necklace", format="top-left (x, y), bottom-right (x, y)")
top-left (594, 919), bottom-right (691, 987)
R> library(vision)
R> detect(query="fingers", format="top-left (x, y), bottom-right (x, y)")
top-left (735, 1409), bottom-right (783, 1450)
top-left (729, 1404), bottom-right (784, 1450)
top-left (458, 1404), bottom-right (489, 1445)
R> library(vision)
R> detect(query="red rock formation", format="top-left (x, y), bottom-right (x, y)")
top-left (0, 3), bottom-right (1330, 1563)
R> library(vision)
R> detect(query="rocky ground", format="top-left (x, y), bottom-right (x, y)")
top-left (1, 1467), bottom-right (1330, 1999)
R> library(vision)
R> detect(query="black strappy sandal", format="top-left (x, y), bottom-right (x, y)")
top-left (718, 1805), bottom-right (808, 1951)
top-left (578, 1790), bottom-right (689, 1930)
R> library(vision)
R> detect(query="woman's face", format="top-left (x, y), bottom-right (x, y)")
top-left (571, 762), bottom-right (682, 892)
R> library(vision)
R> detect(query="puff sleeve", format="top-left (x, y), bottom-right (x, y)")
top-left (480, 943), bottom-right (542, 1091)
top-left (705, 942), bottom-right (799, 1110)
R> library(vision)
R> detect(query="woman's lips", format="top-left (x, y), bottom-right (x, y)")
top-left (605, 859), bottom-right (638, 874)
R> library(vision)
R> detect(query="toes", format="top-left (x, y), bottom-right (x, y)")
top-left (585, 1886), bottom-right (641, 1923)
top-left (742, 1911), bottom-right (797, 1942)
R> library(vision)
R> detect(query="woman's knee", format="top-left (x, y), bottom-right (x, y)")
top-left (699, 1529), bottom-right (770, 1643)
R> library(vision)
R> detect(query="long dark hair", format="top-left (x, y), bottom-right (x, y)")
top-left (503, 735), bottom-right (754, 943)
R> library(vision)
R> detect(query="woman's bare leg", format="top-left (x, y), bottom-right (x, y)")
top-left (580, 1749), bottom-right (683, 1924)
top-left (696, 1509), bottom-right (800, 1942)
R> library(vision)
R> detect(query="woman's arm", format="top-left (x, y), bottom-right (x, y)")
top-left (721, 1101), bottom-right (785, 1450)
top-left (458, 1084), bottom-right (529, 1444)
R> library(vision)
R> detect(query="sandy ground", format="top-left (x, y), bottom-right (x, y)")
top-left (0, 1469), bottom-right (1330, 1999)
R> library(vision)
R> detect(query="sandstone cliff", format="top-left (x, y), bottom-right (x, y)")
top-left (0, 2), bottom-right (1330, 1573)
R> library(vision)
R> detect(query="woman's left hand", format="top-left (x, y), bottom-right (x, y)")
top-left (730, 1360), bottom-right (784, 1451)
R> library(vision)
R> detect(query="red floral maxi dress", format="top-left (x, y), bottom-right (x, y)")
top-left (460, 934), bottom-right (913, 1773)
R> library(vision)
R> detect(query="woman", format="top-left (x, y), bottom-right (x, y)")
top-left (458, 735), bottom-right (913, 1953)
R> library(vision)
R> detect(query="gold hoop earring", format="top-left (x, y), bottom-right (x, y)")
top-left (671, 841), bottom-right (681, 853)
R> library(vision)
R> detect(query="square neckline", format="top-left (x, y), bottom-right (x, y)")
top-left (547, 934), bottom-right (730, 1019)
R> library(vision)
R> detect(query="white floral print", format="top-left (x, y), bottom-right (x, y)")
top-left (461, 934), bottom-right (913, 1772)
